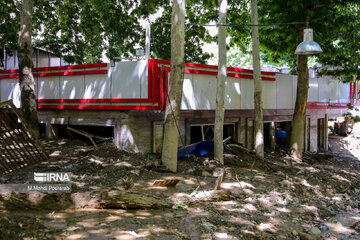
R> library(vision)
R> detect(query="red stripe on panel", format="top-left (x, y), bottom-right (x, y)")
top-left (0, 63), bottom-right (108, 75)
top-left (37, 105), bottom-right (160, 110)
top-left (0, 74), bottom-right (19, 79)
top-left (0, 70), bottom-right (107, 79)
top-left (37, 98), bottom-right (156, 103)
top-left (157, 59), bottom-right (276, 76)
top-left (34, 70), bottom-right (107, 77)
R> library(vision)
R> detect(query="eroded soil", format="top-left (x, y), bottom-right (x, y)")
top-left (0, 135), bottom-right (359, 240)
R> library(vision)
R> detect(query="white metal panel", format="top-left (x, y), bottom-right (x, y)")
top-left (276, 74), bottom-right (293, 109)
top-left (262, 80), bottom-right (276, 109)
top-left (191, 74), bottom-right (216, 109)
top-left (308, 78), bottom-right (319, 102)
top-left (329, 80), bottom-right (340, 103)
top-left (181, 74), bottom-right (196, 110)
top-left (181, 74), bottom-right (217, 110)
top-left (38, 51), bottom-right (49, 67)
top-left (84, 74), bottom-right (110, 99)
top-left (240, 79), bottom-right (254, 109)
top-left (224, 77), bottom-right (241, 109)
top-left (139, 60), bottom-right (148, 98)
top-left (50, 55), bottom-right (61, 66)
top-left (318, 77), bottom-right (329, 102)
top-left (292, 75), bottom-right (297, 107)
top-left (38, 76), bottom-right (60, 99)
top-left (111, 61), bottom-right (142, 98)
top-left (6, 51), bottom-right (15, 69)
top-left (339, 82), bottom-right (350, 103)
top-left (60, 75), bottom-right (85, 99)
top-left (0, 79), bottom-right (21, 107)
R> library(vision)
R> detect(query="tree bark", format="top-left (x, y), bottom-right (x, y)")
top-left (290, 55), bottom-right (309, 159)
top-left (161, 0), bottom-right (186, 172)
top-left (214, 0), bottom-right (227, 164)
top-left (100, 190), bottom-right (173, 209)
top-left (18, 0), bottom-right (39, 138)
top-left (251, 0), bottom-right (264, 158)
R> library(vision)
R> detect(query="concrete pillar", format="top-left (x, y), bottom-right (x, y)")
top-left (246, 119), bottom-right (254, 150)
top-left (114, 116), bottom-right (139, 152)
top-left (269, 121), bottom-right (276, 151)
top-left (45, 122), bottom-right (58, 139)
top-left (309, 118), bottom-right (318, 152)
top-left (324, 114), bottom-right (328, 151)
top-left (303, 117), bottom-right (310, 152)
top-left (318, 118), bottom-right (324, 149)
top-left (237, 118), bottom-right (246, 146)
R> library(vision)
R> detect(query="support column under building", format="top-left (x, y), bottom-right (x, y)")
top-left (269, 121), bottom-right (276, 151)
top-left (324, 114), bottom-right (328, 151)
top-left (45, 122), bottom-right (58, 139)
top-left (246, 119), bottom-right (254, 150)
top-left (309, 118), bottom-right (318, 152)
top-left (237, 118), bottom-right (246, 146)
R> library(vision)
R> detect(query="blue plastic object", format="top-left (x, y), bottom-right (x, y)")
top-left (177, 140), bottom-right (229, 159)
top-left (275, 130), bottom-right (286, 140)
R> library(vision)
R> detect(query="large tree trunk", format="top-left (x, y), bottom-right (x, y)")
top-left (214, 0), bottom-right (227, 164)
top-left (251, 0), bottom-right (264, 158)
top-left (290, 55), bottom-right (309, 159)
top-left (161, 0), bottom-right (186, 172)
top-left (18, 0), bottom-right (39, 138)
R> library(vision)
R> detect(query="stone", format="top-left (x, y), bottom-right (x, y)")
top-left (201, 171), bottom-right (213, 177)
top-left (310, 227), bottom-right (321, 235)
top-left (292, 230), bottom-right (298, 236)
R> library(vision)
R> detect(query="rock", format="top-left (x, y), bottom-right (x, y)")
top-left (352, 221), bottom-right (360, 231)
top-left (317, 223), bottom-right (329, 232)
top-left (310, 227), bottom-right (322, 235)
top-left (201, 171), bottom-right (212, 177)
top-left (292, 230), bottom-right (298, 236)
top-left (346, 205), bottom-right (352, 211)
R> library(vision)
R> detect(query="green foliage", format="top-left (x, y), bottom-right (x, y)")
top-left (227, 0), bottom-right (360, 78)
top-left (151, 1), bottom-right (215, 63)
top-left (1, 0), bottom-right (215, 64)
top-left (176, 200), bottom-right (188, 209)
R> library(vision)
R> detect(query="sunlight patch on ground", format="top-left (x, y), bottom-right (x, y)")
top-left (221, 181), bottom-right (255, 190)
top-left (228, 216), bottom-right (254, 225)
top-left (66, 233), bottom-right (88, 239)
top-left (50, 150), bottom-right (62, 157)
top-left (275, 207), bottom-right (292, 213)
top-left (113, 230), bottom-right (150, 239)
top-left (325, 222), bottom-right (358, 235)
top-left (256, 222), bottom-right (277, 232)
top-left (331, 174), bottom-right (350, 182)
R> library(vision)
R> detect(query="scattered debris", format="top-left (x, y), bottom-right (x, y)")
top-left (67, 127), bottom-right (112, 149)
top-left (153, 178), bottom-right (180, 187)
top-left (100, 190), bottom-right (173, 209)
top-left (0, 100), bottom-right (48, 176)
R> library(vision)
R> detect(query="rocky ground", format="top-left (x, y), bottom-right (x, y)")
top-left (0, 133), bottom-right (359, 240)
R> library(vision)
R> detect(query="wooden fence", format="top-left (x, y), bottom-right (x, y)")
top-left (0, 101), bottom-right (48, 175)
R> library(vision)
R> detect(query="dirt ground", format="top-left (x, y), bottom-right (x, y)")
top-left (0, 133), bottom-right (360, 240)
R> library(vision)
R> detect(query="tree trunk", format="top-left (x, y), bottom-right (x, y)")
top-left (100, 190), bottom-right (173, 209)
top-left (161, 0), bottom-right (186, 172)
top-left (290, 55), bottom-right (309, 159)
top-left (18, 0), bottom-right (39, 138)
top-left (251, 0), bottom-right (264, 158)
top-left (214, 0), bottom-right (227, 164)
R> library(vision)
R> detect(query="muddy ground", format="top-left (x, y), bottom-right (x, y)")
top-left (0, 134), bottom-right (359, 240)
